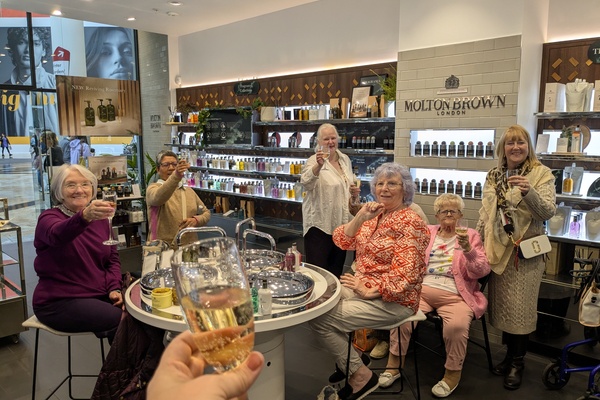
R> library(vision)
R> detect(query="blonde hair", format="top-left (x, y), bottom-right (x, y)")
top-left (495, 125), bottom-right (540, 169)
top-left (433, 193), bottom-right (464, 215)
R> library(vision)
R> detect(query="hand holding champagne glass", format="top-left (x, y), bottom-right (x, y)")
top-left (455, 218), bottom-right (469, 251)
top-left (316, 144), bottom-right (330, 170)
top-left (171, 237), bottom-right (255, 373)
top-left (102, 189), bottom-right (119, 245)
top-left (506, 169), bottom-right (519, 211)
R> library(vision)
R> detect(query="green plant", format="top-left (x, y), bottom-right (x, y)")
top-left (560, 125), bottom-right (573, 151)
top-left (371, 65), bottom-right (397, 102)
top-left (145, 152), bottom-right (158, 187)
top-left (195, 108), bottom-right (211, 145)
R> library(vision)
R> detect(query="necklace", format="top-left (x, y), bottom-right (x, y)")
top-left (56, 204), bottom-right (78, 217)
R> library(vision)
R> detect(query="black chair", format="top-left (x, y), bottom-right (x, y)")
top-left (341, 310), bottom-right (427, 400)
top-left (417, 275), bottom-right (493, 371)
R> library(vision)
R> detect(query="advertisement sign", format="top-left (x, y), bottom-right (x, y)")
top-left (56, 75), bottom-right (141, 136)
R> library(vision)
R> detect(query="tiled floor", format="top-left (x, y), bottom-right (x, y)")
top-left (0, 157), bottom-right (596, 400)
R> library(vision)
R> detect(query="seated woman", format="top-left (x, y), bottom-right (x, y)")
top-left (33, 164), bottom-right (123, 343)
top-left (379, 193), bottom-right (490, 398)
top-left (310, 163), bottom-right (430, 400)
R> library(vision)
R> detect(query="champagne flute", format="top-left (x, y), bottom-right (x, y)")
top-left (506, 169), bottom-right (519, 211)
top-left (102, 189), bottom-right (119, 245)
top-left (171, 237), bottom-right (255, 372)
top-left (455, 218), bottom-right (469, 250)
top-left (316, 144), bottom-right (330, 170)
top-left (351, 178), bottom-right (362, 206)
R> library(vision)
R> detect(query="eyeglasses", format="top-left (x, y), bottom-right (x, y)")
top-left (160, 162), bottom-right (178, 168)
top-left (375, 181), bottom-right (402, 190)
top-left (64, 182), bottom-right (93, 191)
top-left (438, 209), bottom-right (460, 215)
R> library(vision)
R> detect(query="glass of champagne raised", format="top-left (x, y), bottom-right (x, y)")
top-left (455, 218), bottom-right (469, 251)
top-left (506, 169), bottom-right (519, 211)
top-left (102, 189), bottom-right (119, 245)
top-left (171, 237), bottom-right (255, 372)
top-left (316, 144), bottom-right (330, 170)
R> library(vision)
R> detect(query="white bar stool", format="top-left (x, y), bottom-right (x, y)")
top-left (23, 315), bottom-right (106, 400)
top-left (342, 310), bottom-right (427, 400)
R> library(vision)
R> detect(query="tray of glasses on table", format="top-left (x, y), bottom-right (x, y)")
top-left (138, 264), bottom-right (327, 317)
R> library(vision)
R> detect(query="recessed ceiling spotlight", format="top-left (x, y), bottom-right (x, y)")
top-left (166, 11), bottom-right (179, 17)
top-left (52, 10), bottom-right (62, 16)
top-left (127, 17), bottom-right (136, 21)
top-left (169, 1), bottom-right (182, 6)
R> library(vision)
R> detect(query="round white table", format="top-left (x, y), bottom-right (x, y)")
top-left (125, 263), bottom-right (341, 400)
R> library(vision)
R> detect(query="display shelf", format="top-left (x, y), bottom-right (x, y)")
top-left (188, 167), bottom-right (300, 182)
top-left (534, 112), bottom-right (600, 120)
top-left (0, 220), bottom-right (27, 340)
top-left (253, 117), bottom-right (395, 127)
top-left (191, 187), bottom-right (301, 204)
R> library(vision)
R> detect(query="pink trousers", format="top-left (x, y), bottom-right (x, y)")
top-left (390, 285), bottom-right (474, 371)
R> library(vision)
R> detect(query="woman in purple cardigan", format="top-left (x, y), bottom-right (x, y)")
top-left (33, 164), bottom-right (123, 342)
top-left (378, 193), bottom-right (490, 398)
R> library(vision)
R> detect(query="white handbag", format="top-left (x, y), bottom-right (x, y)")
top-left (579, 281), bottom-right (600, 327)
top-left (518, 235), bottom-right (551, 259)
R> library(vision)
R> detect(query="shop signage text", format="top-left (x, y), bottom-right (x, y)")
top-left (404, 95), bottom-right (506, 116)
top-left (234, 80), bottom-right (260, 95)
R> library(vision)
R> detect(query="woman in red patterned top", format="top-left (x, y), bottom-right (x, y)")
top-left (310, 162), bottom-right (430, 400)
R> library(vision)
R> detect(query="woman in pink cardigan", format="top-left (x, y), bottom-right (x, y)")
top-left (379, 193), bottom-right (490, 398)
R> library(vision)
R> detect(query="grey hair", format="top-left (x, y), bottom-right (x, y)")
top-left (156, 150), bottom-right (177, 166)
top-left (433, 193), bottom-right (465, 214)
top-left (50, 164), bottom-right (98, 205)
top-left (370, 162), bottom-right (414, 206)
top-left (316, 123), bottom-right (339, 143)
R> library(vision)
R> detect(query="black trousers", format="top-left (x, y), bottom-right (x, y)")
top-left (304, 227), bottom-right (347, 278)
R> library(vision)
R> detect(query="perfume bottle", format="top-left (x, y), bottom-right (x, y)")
top-left (97, 99), bottom-right (108, 122)
top-left (431, 141), bottom-right (439, 157)
top-left (562, 170), bottom-right (573, 195)
top-left (258, 279), bottom-right (272, 315)
top-left (414, 141), bottom-right (422, 156)
top-left (569, 214), bottom-right (581, 238)
top-left (84, 100), bottom-right (95, 126)
top-left (475, 141), bottom-right (485, 157)
top-left (448, 141), bottom-right (456, 157)
top-left (440, 141), bottom-right (448, 157)
top-left (106, 98), bottom-right (116, 121)
top-left (457, 141), bottom-right (466, 157)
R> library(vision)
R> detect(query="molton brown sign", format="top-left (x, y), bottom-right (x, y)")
top-left (404, 94), bottom-right (506, 116)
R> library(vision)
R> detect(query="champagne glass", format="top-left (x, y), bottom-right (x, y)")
top-left (351, 178), bottom-right (362, 206)
top-left (316, 144), bottom-right (330, 170)
top-left (171, 237), bottom-right (255, 372)
top-left (455, 218), bottom-right (469, 250)
top-left (102, 189), bottom-right (119, 245)
top-left (506, 169), bottom-right (519, 211)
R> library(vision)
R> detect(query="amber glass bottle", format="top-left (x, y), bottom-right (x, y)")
top-left (106, 98), bottom-right (116, 121)
top-left (97, 99), bottom-right (108, 122)
top-left (85, 100), bottom-right (95, 126)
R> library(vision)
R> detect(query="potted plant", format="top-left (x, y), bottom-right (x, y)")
top-left (195, 108), bottom-right (211, 147)
top-left (372, 65), bottom-right (397, 117)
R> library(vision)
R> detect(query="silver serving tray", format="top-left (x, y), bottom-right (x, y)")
top-left (249, 270), bottom-right (315, 305)
top-left (242, 249), bottom-right (285, 273)
top-left (140, 269), bottom-right (174, 298)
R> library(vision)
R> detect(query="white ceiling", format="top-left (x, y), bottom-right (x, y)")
top-left (0, 0), bottom-right (318, 37)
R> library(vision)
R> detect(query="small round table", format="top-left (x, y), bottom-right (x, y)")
top-left (125, 263), bottom-right (341, 400)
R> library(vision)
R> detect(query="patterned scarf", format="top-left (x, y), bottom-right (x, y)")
top-left (486, 159), bottom-right (534, 214)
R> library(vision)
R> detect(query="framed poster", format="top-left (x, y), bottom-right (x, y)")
top-left (88, 155), bottom-right (128, 184)
top-left (350, 86), bottom-right (371, 118)
top-left (359, 74), bottom-right (387, 96)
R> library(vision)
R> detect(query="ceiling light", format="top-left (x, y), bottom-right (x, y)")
top-left (166, 11), bottom-right (179, 17)
top-left (169, 1), bottom-right (182, 5)
top-left (52, 10), bottom-right (62, 16)
top-left (127, 17), bottom-right (136, 21)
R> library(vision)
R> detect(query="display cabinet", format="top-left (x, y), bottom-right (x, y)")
top-left (534, 112), bottom-right (600, 364)
top-left (0, 220), bottom-right (27, 343)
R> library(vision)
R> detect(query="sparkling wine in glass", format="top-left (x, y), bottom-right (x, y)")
top-left (316, 144), bottom-right (330, 170)
top-left (455, 218), bottom-right (469, 250)
top-left (102, 190), bottom-right (119, 245)
top-left (506, 169), bottom-right (519, 211)
top-left (171, 237), bottom-right (255, 372)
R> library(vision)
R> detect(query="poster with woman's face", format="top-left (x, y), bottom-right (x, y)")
top-left (84, 27), bottom-right (136, 81)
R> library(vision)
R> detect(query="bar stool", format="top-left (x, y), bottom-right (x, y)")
top-left (342, 310), bottom-right (427, 400)
top-left (22, 315), bottom-right (106, 400)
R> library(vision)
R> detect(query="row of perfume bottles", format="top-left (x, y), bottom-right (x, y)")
top-left (95, 183), bottom-right (133, 199)
top-left (184, 173), bottom-right (304, 201)
top-left (84, 99), bottom-right (117, 126)
top-left (415, 178), bottom-right (483, 198)
top-left (414, 141), bottom-right (494, 158)
top-left (180, 150), bottom-right (305, 175)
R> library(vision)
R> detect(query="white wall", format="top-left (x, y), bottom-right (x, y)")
top-left (397, 0), bottom-right (525, 52)
top-left (548, 0), bottom-right (600, 42)
top-left (173, 0), bottom-right (400, 87)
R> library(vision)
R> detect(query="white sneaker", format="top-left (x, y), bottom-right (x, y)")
top-left (369, 340), bottom-right (389, 359)
top-left (431, 380), bottom-right (459, 398)
top-left (378, 371), bottom-right (401, 388)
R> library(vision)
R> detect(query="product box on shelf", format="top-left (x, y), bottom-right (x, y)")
top-left (543, 83), bottom-right (566, 112)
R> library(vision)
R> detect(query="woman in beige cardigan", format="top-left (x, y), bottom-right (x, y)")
top-left (477, 125), bottom-right (556, 391)
top-left (146, 150), bottom-right (211, 248)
